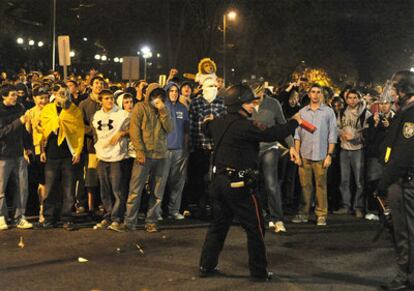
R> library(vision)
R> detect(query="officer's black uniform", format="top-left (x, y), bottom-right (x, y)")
top-left (378, 70), bottom-right (414, 290)
top-left (199, 84), bottom-right (299, 279)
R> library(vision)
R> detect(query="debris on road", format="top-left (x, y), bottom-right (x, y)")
top-left (18, 237), bottom-right (24, 248)
top-left (78, 257), bottom-right (88, 263)
top-left (136, 244), bottom-right (144, 255)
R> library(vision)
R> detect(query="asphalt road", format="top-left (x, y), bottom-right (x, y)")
top-left (0, 215), bottom-right (396, 291)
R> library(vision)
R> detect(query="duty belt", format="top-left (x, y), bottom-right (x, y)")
top-left (216, 167), bottom-right (258, 189)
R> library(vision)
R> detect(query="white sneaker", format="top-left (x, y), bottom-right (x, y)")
top-left (274, 221), bottom-right (286, 233)
top-left (365, 213), bottom-right (380, 221)
top-left (157, 216), bottom-right (164, 222)
top-left (171, 213), bottom-right (185, 220)
top-left (268, 221), bottom-right (275, 229)
top-left (16, 217), bottom-right (33, 229)
top-left (0, 216), bottom-right (8, 230)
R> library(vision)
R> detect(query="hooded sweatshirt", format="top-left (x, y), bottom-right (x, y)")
top-left (0, 102), bottom-right (32, 159)
top-left (129, 83), bottom-right (173, 159)
top-left (339, 101), bottom-right (372, 150)
top-left (92, 105), bottom-right (130, 162)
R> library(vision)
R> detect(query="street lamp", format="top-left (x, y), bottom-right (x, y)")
top-left (70, 50), bottom-right (75, 57)
top-left (141, 46), bottom-right (152, 80)
top-left (28, 39), bottom-right (35, 46)
top-left (94, 54), bottom-right (101, 60)
top-left (38, 41), bottom-right (44, 47)
top-left (16, 37), bottom-right (24, 44)
top-left (101, 55), bottom-right (107, 61)
top-left (223, 10), bottom-right (237, 86)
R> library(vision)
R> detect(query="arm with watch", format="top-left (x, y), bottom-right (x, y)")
top-left (323, 144), bottom-right (335, 169)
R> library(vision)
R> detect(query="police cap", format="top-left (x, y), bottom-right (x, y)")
top-left (224, 84), bottom-right (259, 112)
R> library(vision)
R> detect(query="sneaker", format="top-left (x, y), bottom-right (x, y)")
top-left (274, 221), bottom-right (286, 233)
top-left (108, 221), bottom-right (124, 232)
top-left (157, 216), bottom-right (164, 222)
top-left (63, 222), bottom-right (77, 231)
top-left (250, 271), bottom-right (275, 282)
top-left (119, 223), bottom-right (136, 232)
top-left (291, 214), bottom-right (309, 223)
top-left (183, 210), bottom-right (191, 217)
top-left (316, 216), bottom-right (327, 226)
top-left (169, 213), bottom-right (185, 220)
top-left (145, 223), bottom-right (158, 233)
top-left (37, 221), bottom-right (55, 229)
top-left (268, 221), bottom-right (275, 229)
top-left (0, 216), bottom-right (8, 231)
top-left (355, 209), bottom-right (364, 219)
top-left (16, 217), bottom-right (33, 229)
top-left (365, 213), bottom-right (380, 221)
top-left (137, 212), bottom-right (146, 220)
top-left (93, 219), bottom-right (110, 230)
top-left (333, 207), bottom-right (349, 215)
top-left (76, 206), bottom-right (86, 214)
top-left (199, 267), bottom-right (221, 278)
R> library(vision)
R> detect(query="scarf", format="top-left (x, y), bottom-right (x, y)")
top-left (40, 102), bottom-right (85, 155)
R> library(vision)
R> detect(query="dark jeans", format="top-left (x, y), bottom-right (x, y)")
top-left (200, 174), bottom-right (268, 278)
top-left (388, 178), bottom-right (414, 282)
top-left (97, 161), bottom-right (125, 222)
top-left (74, 153), bottom-right (87, 208)
top-left (187, 149), bottom-right (212, 212)
top-left (43, 158), bottom-right (76, 223)
top-left (259, 149), bottom-right (283, 221)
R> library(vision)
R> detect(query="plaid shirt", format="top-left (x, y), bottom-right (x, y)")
top-left (189, 96), bottom-right (226, 150)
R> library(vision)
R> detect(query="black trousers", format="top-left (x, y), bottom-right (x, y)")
top-left (43, 158), bottom-right (75, 223)
top-left (199, 174), bottom-right (268, 277)
top-left (187, 149), bottom-right (211, 211)
top-left (389, 177), bottom-right (414, 281)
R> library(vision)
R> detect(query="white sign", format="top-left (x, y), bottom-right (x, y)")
top-left (122, 56), bottom-right (140, 81)
top-left (58, 35), bottom-right (71, 66)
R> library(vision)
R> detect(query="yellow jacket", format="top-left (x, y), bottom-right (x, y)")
top-left (40, 102), bottom-right (84, 156)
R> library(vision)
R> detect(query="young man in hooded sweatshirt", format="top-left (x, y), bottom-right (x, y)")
top-left (123, 83), bottom-right (173, 233)
top-left (92, 90), bottom-right (130, 232)
top-left (158, 83), bottom-right (190, 220)
top-left (334, 89), bottom-right (371, 218)
top-left (0, 84), bottom-right (33, 230)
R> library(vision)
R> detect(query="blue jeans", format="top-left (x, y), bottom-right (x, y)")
top-left (259, 149), bottom-right (283, 221)
top-left (158, 149), bottom-right (188, 216)
top-left (43, 157), bottom-right (76, 222)
top-left (0, 157), bottom-right (28, 219)
top-left (124, 158), bottom-right (166, 226)
top-left (339, 149), bottom-right (365, 210)
top-left (97, 161), bottom-right (125, 222)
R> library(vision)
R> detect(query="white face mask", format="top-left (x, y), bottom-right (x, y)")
top-left (203, 87), bottom-right (218, 103)
top-left (254, 105), bottom-right (260, 112)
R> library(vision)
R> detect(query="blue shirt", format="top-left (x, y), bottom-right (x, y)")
top-left (294, 103), bottom-right (337, 161)
top-left (166, 100), bottom-right (189, 150)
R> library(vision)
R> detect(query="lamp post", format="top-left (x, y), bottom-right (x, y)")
top-left (223, 10), bottom-right (237, 87)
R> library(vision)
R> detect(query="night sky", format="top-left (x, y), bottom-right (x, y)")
top-left (0, 0), bottom-right (413, 86)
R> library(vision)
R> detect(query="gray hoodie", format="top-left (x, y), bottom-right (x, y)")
top-left (339, 101), bottom-right (372, 150)
top-left (252, 95), bottom-right (294, 154)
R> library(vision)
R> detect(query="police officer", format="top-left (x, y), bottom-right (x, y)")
top-left (198, 84), bottom-right (302, 281)
top-left (378, 70), bottom-right (414, 290)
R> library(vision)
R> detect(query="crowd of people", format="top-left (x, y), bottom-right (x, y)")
top-left (0, 57), bottom-right (398, 234)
